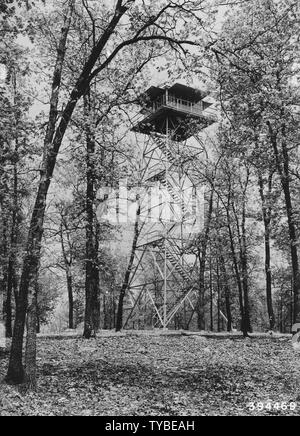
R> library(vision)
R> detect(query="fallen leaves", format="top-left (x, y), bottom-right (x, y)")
top-left (0, 335), bottom-right (299, 416)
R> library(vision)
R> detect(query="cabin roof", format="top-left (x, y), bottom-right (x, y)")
top-left (140, 86), bottom-right (165, 102)
top-left (139, 83), bottom-right (208, 105)
top-left (168, 83), bottom-right (207, 102)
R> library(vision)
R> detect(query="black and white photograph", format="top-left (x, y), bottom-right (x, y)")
top-left (0, 0), bottom-right (300, 420)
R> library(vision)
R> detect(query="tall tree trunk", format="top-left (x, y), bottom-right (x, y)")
top-left (24, 283), bottom-right (38, 392)
top-left (219, 255), bottom-right (232, 332)
top-left (36, 311), bottom-right (40, 334)
top-left (241, 200), bottom-right (252, 333)
top-left (1, 212), bottom-right (11, 338)
top-left (67, 270), bottom-right (74, 330)
top-left (5, 3), bottom-right (74, 385)
top-left (5, 263), bottom-right (12, 339)
top-left (83, 91), bottom-right (100, 339)
top-left (216, 260), bottom-right (221, 332)
top-left (6, 68), bottom-right (20, 339)
top-left (258, 173), bottom-right (275, 330)
top-left (103, 295), bottom-right (108, 330)
top-left (197, 258), bottom-right (206, 331)
top-left (229, 170), bottom-right (252, 335)
top-left (226, 200), bottom-right (246, 336)
top-left (6, 163), bottom-right (19, 339)
top-left (209, 253), bottom-right (214, 331)
top-left (60, 221), bottom-right (75, 330)
top-left (116, 205), bottom-right (141, 332)
top-left (197, 189), bottom-right (214, 330)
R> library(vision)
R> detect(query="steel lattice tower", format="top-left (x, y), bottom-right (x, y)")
top-left (123, 83), bottom-right (216, 330)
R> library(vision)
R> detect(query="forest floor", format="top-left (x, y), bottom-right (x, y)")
top-left (0, 333), bottom-right (300, 416)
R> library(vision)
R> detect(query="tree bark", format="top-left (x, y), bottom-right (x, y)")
top-left (116, 205), bottom-right (141, 332)
top-left (258, 173), bottom-right (275, 330)
top-left (6, 68), bottom-right (20, 339)
top-left (197, 189), bottom-right (214, 330)
top-left (83, 91), bottom-right (100, 339)
top-left (209, 253), bottom-right (214, 331)
top-left (230, 171), bottom-right (252, 335)
top-left (60, 220), bottom-right (75, 330)
top-left (67, 271), bottom-right (74, 330)
top-left (5, 259), bottom-right (13, 339)
top-left (219, 255), bottom-right (232, 332)
top-left (5, 165), bottom-right (19, 339)
top-left (241, 198), bottom-right (252, 333)
top-left (24, 284), bottom-right (38, 392)
top-left (197, 258), bottom-right (206, 331)
top-left (0, 212), bottom-right (11, 338)
top-left (216, 260), bottom-right (221, 332)
top-left (226, 196), bottom-right (246, 336)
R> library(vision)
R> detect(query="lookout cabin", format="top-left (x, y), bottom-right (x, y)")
top-left (132, 83), bottom-right (216, 141)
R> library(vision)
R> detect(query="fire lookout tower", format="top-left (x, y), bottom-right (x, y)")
top-left (123, 83), bottom-right (219, 330)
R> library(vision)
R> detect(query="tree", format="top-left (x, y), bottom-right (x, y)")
top-left (116, 200), bottom-right (141, 332)
top-left (196, 187), bottom-right (214, 331)
top-left (257, 166), bottom-right (277, 330)
top-left (0, 3), bottom-right (33, 340)
top-left (82, 90), bottom-right (101, 338)
top-left (215, 0), bottom-right (300, 328)
top-left (57, 202), bottom-right (83, 330)
top-left (217, 155), bottom-right (253, 335)
top-left (6, 0), bottom-right (75, 386)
